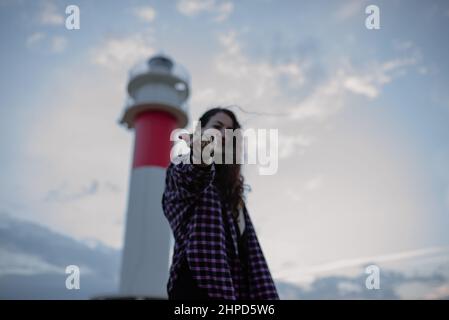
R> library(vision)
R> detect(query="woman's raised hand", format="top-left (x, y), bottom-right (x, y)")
top-left (179, 133), bottom-right (215, 166)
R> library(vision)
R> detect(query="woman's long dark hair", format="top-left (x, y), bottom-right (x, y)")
top-left (198, 107), bottom-right (248, 219)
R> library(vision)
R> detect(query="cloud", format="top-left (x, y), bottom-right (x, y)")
top-left (90, 33), bottom-right (155, 69)
top-left (43, 180), bottom-right (99, 203)
top-left (278, 133), bottom-right (312, 159)
top-left (343, 76), bottom-right (379, 98)
top-left (177, 0), bottom-right (214, 16)
top-left (287, 73), bottom-right (345, 121)
top-left (38, 0), bottom-right (64, 26)
top-left (277, 246), bottom-right (449, 282)
top-left (276, 266), bottom-right (447, 299)
top-left (43, 180), bottom-right (122, 203)
top-left (0, 214), bottom-right (119, 298)
top-left (25, 2), bottom-right (68, 54)
top-left (213, 30), bottom-right (306, 105)
top-left (177, 0), bottom-right (234, 22)
top-left (25, 33), bottom-right (67, 54)
top-left (210, 28), bottom-right (419, 136)
top-left (26, 32), bottom-right (46, 48)
top-left (133, 6), bottom-right (157, 22)
top-left (20, 54), bottom-right (131, 247)
top-left (393, 40), bottom-right (414, 51)
top-left (50, 35), bottom-right (67, 53)
top-left (289, 56), bottom-right (418, 121)
top-left (343, 57), bottom-right (418, 99)
top-left (0, 248), bottom-right (63, 276)
top-left (2, 212), bottom-right (447, 299)
top-left (335, 0), bottom-right (367, 21)
top-left (214, 1), bottom-right (234, 22)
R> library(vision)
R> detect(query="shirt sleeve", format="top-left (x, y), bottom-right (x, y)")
top-left (168, 155), bottom-right (216, 200)
top-left (162, 154), bottom-right (216, 234)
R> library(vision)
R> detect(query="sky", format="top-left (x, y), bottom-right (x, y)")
top-left (1, 0), bottom-right (449, 298)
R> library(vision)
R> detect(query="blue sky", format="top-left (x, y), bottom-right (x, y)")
top-left (1, 0), bottom-right (449, 298)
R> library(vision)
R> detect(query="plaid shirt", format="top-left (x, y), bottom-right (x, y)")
top-left (162, 155), bottom-right (279, 300)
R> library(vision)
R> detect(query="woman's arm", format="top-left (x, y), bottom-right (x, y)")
top-left (168, 159), bottom-right (216, 200)
top-left (162, 135), bottom-right (216, 232)
top-left (168, 134), bottom-right (216, 199)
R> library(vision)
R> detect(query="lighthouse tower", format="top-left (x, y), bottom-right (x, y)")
top-left (119, 54), bottom-right (189, 298)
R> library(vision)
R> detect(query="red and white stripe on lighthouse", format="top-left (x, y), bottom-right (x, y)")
top-left (119, 55), bottom-right (189, 298)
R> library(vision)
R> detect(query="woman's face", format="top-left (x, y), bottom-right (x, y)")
top-left (202, 112), bottom-right (236, 161)
top-left (202, 112), bottom-right (234, 143)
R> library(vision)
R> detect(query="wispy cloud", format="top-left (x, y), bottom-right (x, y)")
top-left (214, 1), bottom-right (233, 22)
top-left (38, 0), bottom-right (64, 26)
top-left (277, 133), bottom-right (312, 159)
top-left (44, 180), bottom-right (99, 203)
top-left (278, 246), bottom-right (449, 281)
top-left (90, 33), bottom-right (155, 69)
top-left (334, 0), bottom-right (367, 21)
top-left (0, 248), bottom-right (63, 276)
top-left (393, 40), bottom-right (414, 51)
top-left (24, 1), bottom-right (68, 54)
top-left (277, 266), bottom-right (447, 299)
top-left (343, 57), bottom-right (418, 99)
top-left (50, 35), bottom-right (67, 53)
top-left (43, 179), bottom-right (122, 203)
top-left (25, 32), bottom-right (67, 54)
top-left (26, 32), bottom-right (46, 48)
top-left (213, 30), bottom-right (306, 105)
top-left (133, 5), bottom-right (157, 22)
top-left (289, 55), bottom-right (418, 121)
top-left (177, 0), bottom-right (234, 22)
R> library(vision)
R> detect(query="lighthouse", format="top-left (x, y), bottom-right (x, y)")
top-left (119, 54), bottom-right (189, 298)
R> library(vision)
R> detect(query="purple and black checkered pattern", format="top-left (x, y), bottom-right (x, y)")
top-left (162, 154), bottom-right (279, 300)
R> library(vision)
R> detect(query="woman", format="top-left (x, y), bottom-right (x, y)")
top-left (162, 107), bottom-right (279, 300)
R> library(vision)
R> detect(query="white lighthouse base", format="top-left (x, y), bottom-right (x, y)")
top-left (119, 166), bottom-right (171, 298)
